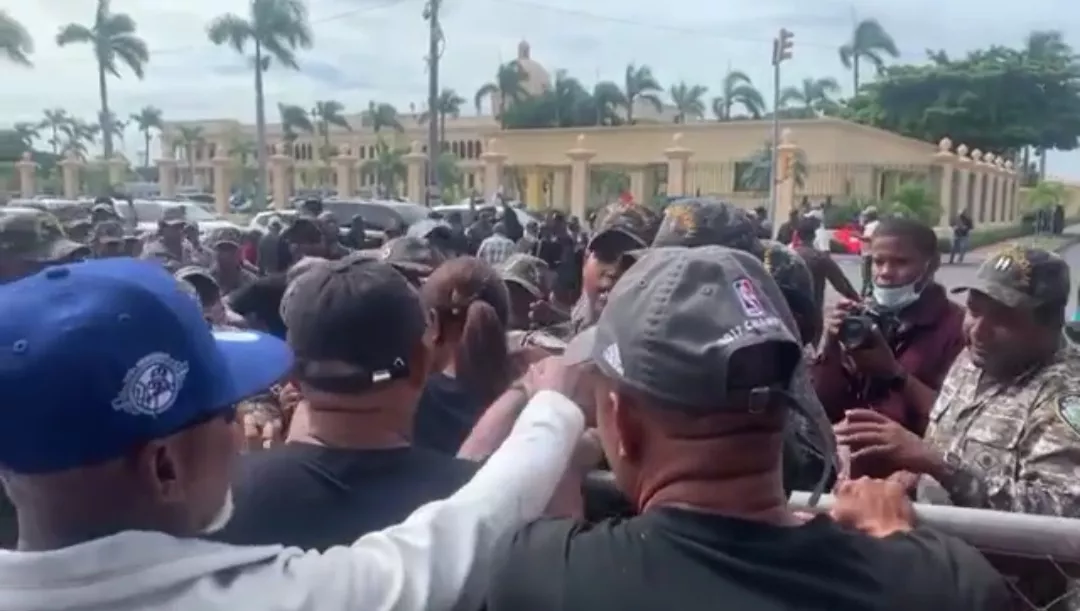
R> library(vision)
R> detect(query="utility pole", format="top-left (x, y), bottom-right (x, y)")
top-left (423, 0), bottom-right (443, 206)
top-left (769, 28), bottom-right (794, 236)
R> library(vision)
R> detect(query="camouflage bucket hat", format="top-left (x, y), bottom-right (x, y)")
top-left (160, 206), bottom-right (187, 226)
top-left (953, 243), bottom-right (1071, 310)
top-left (498, 253), bottom-right (550, 299)
top-left (652, 197), bottom-right (763, 257)
top-left (0, 210), bottom-right (89, 263)
top-left (588, 202), bottom-right (661, 250)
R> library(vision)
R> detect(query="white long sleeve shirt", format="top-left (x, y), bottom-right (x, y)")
top-left (0, 391), bottom-right (585, 611)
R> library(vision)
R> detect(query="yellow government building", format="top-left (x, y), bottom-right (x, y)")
top-left (155, 40), bottom-right (1021, 228)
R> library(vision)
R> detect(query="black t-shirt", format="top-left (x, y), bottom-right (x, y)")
top-left (486, 509), bottom-right (1009, 611)
top-left (216, 442), bottom-right (478, 551)
top-left (414, 373), bottom-right (486, 455)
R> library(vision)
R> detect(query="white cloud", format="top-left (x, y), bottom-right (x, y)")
top-left (4, 0), bottom-right (1080, 175)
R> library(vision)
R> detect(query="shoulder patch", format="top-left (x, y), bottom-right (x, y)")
top-left (1056, 395), bottom-right (1080, 436)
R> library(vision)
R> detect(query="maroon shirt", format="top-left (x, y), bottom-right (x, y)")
top-left (812, 282), bottom-right (965, 437)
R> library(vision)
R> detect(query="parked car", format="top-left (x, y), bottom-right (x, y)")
top-left (113, 199), bottom-right (239, 236)
top-left (431, 202), bottom-right (539, 228)
top-left (321, 198), bottom-right (434, 234)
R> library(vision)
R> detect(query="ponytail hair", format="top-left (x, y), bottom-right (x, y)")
top-left (422, 257), bottom-right (512, 405)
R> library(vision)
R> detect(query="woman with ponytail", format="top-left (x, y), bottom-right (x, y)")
top-left (416, 257), bottom-right (514, 453)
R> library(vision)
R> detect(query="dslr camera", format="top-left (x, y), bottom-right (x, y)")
top-left (837, 303), bottom-right (900, 350)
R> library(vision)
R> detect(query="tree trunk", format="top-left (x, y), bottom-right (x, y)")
top-left (627, 95), bottom-right (634, 125)
top-left (1039, 148), bottom-right (1048, 179)
top-left (853, 57), bottom-right (861, 94)
top-left (253, 41), bottom-right (269, 210)
top-left (144, 132), bottom-right (151, 168)
top-left (98, 60), bottom-right (113, 159)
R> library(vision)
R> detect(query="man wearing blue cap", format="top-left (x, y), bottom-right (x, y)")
top-left (0, 258), bottom-right (590, 611)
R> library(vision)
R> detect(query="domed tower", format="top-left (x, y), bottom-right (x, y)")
top-left (491, 40), bottom-right (552, 115)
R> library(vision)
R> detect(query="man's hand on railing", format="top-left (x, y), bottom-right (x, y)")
top-left (829, 477), bottom-right (915, 539)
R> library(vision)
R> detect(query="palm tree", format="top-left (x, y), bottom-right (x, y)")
top-left (175, 126), bottom-right (205, 186)
top-left (56, 0), bottom-right (149, 159)
top-left (12, 122), bottom-right (39, 150)
top-left (592, 81), bottom-right (625, 126)
top-left (0, 11), bottom-right (33, 66)
top-left (419, 88), bottom-right (465, 145)
top-left (711, 71), bottom-right (766, 120)
top-left (474, 62), bottom-right (529, 127)
top-left (622, 64), bottom-right (663, 124)
top-left (779, 77), bottom-right (842, 117)
top-left (59, 118), bottom-right (99, 158)
top-left (362, 102), bottom-right (403, 134)
top-left (838, 19), bottom-right (899, 94)
top-left (361, 138), bottom-right (406, 198)
top-left (668, 82), bottom-right (708, 123)
top-left (310, 100), bottom-right (350, 184)
top-left (99, 110), bottom-right (127, 147)
top-left (207, 0), bottom-right (313, 209)
top-left (129, 106), bottom-right (163, 168)
top-left (39, 108), bottom-right (71, 155)
top-left (736, 140), bottom-right (809, 192)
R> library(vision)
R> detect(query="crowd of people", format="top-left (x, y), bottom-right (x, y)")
top-left (0, 192), bottom-right (1078, 610)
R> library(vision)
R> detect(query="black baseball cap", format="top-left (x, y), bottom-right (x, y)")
top-left (564, 246), bottom-right (834, 503)
top-left (952, 244), bottom-right (1070, 310)
top-left (284, 257), bottom-right (425, 392)
top-left (588, 202), bottom-right (660, 252)
top-left (651, 198), bottom-right (764, 257)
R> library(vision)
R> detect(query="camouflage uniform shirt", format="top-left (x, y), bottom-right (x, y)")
top-left (141, 238), bottom-right (198, 272)
top-left (919, 343), bottom-right (1080, 516)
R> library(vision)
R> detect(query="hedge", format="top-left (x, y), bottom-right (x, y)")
top-left (934, 217), bottom-right (1079, 253)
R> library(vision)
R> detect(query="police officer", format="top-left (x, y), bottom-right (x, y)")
top-left (205, 226), bottom-right (258, 295)
top-left (835, 245), bottom-right (1080, 517)
top-left (88, 220), bottom-right (128, 259)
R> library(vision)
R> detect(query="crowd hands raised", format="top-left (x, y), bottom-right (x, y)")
top-left (2, 194), bottom-right (1076, 611)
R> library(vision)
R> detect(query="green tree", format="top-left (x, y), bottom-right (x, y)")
top-left (12, 122), bottom-right (39, 150)
top-left (361, 139), bottom-right (406, 198)
top-left (208, 0), bottom-right (313, 209)
top-left (175, 126), bottom-right (205, 186)
top-left (59, 118), bottom-right (99, 158)
top-left (39, 109), bottom-right (71, 155)
top-left (1024, 31), bottom-right (1074, 178)
top-left (711, 71), bottom-right (766, 120)
top-left (474, 62), bottom-right (529, 127)
top-left (779, 77), bottom-right (841, 117)
top-left (884, 182), bottom-right (939, 225)
top-left (844, 42), bottom-right (1080, 158)
top-left (419, 88), bottom-right (465, 145)
top-left (129, 106), bottom-right (163, 168)
top-left (311, 100), bottom-right (350, 184)
top-left (0, 10), bottom-right (33, 66)
top-left (1026, 179), bottom-right (1069, 211)
top-left (839, 19), bottom-right (899, 93)
top-left (435, 152), bottom-right (463, 198)
top-left (592, 81), bottom-right (625, 126)
top-left (56, 0), bottom-right (148, 159)
top-left (99, 110), bottom-right (127, 148)
top-left (668, 82), bottom-right (708, 123)
top-left (736, 141), bottom-right (808, 192)
top-left (623, 63), bottom-right (663, 124)
top-left (361, 102), bottom-right (403, 134)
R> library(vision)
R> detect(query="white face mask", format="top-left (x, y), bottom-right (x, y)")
top-left (872, 265), bottom-right (930, 311)
top-left (199, 488), bottom-right (234, 534)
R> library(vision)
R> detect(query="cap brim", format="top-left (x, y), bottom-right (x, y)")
top-left (563, 325), bottom-right (598, 366)
top-left (951, 281), bottom-right (1038, 309)
top-left (587, 228), bottom-right (647, 252)
top-left (210, 330), bottom-right (294, 409)
top-left (502, 274), bottom-right (542, 299)
top-left (35, 238), bottom-right (90, 263)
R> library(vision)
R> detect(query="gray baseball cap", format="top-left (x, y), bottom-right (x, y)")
top-left (564, 245), bottom-right (834, 502)
top-left (952, 244), bottom-right (1070, 310)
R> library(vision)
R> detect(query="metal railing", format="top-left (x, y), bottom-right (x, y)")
top-left (790, 493), bottom-right (1080, 610)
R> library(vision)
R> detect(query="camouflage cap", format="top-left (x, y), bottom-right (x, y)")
top-left (160, 206), bottom-right (186, 226)
top-left (89, 220), bottom-right (126, 244)
top-left (206, 226), bottom-right (244, 249)
top-left (953, 244), bottom-right (1071, 309)
top-left (0, 210), bottom-right (88, 263)
top-left (498, 253), bottom-right (550, 299)
top-left (65, 219), bottom-right (94, 243)
top-left (588, 201), bottom-right (661, 250)
top-left (651, 197), bottom-right (764, 257)
top-left (761, 240), bottom-right (813, 299)
top-left (378, 236), bottom-right (446, 277)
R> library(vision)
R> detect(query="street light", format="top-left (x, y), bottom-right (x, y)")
top-left (423, 0), bottom-right (444, 206)
top-left (769, 28), bottom-right (793, 236)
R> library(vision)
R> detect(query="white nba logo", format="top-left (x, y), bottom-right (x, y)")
top-left (733, 278), bottom-right (765, 317)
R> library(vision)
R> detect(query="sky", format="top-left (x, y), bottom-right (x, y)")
top-left (4, 0), bottom-right (1080, 177)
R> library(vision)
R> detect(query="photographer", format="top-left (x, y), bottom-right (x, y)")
top-left (812, 218), bottom-right (964, 477)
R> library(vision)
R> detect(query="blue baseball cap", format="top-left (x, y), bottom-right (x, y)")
top-left (0, 258), bottom-right (294, 474)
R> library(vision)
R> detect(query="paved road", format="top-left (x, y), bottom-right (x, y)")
top-left (823, 228), bottom-right (1080, 312)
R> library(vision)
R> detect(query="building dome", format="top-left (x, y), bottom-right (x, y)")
top-left (513, 41), bottom-right (550, 96)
